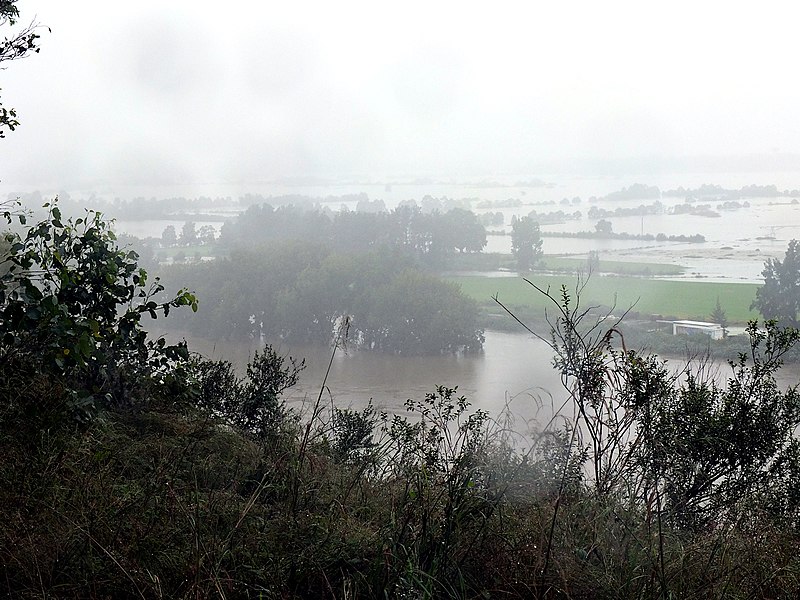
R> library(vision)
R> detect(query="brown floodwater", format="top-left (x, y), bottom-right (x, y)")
top-left (168, 329), bottom-right (568, 436)
top-left (163, 328), bottom-right (800, 439)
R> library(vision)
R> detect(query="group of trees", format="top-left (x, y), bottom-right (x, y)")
top-left (161, 221), bottom-right (216, 247)
top-left (163, 243), bottom-right (484, 354)
top-left (220, 203), bottom-right (487, 267)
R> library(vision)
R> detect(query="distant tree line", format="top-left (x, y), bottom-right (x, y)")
top-left (670, 203), bottom-right (721, 218)
top-left (587, 202), bottom-right (665, 219)
top-left (663, 183), bottom-right (800, 199)
top-left (541, 228), bottom-right (706, 243)
top-left (525, 208), bottom-right (582, 224)
top-left (162, 242), bottom-right (484, 354)
top-left (602, 183), bottom-right (662, 201)
top-left (592, 182), bottom-right (800, 203)
top-left (220, 204), bottom-right (487, 268)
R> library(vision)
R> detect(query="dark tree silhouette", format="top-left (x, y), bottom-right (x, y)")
top-left (510, 216), bottom-right (543, 271)
top-left (752, 239), bottom-right (800, 327)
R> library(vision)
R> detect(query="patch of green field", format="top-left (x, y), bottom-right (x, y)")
top-left (449, 274), bottom-right (760, 324)
top-left (445, 252), bottom-right (514, 271)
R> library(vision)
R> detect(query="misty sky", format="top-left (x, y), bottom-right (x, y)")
top-left (2, 1), bottom-right (800, 188)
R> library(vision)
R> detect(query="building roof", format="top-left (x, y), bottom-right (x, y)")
top-left (657, 319), bottom-right (723, 329)
top-left (671, 320), bottom-right (722, 328)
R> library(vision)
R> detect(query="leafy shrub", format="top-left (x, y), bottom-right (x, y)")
top-left (329, 402), bottom-right (379, 465)
top-left (638, 321), bottom-right (800, 530)
top-left (379, 386), bottom-right (496, 592)
top-left (191, 346), bottom-right (304, 444)
top-left (0, 200), bottom-right (197, 421)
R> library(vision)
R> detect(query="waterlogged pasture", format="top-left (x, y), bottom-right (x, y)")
top-left (449, 274), bottom-right (760, 323)
top-left (540, 256), bottom-right (685, 275)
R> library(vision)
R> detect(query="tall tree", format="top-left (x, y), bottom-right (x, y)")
top-left (161, 225), bottom-right (177, 247)
top-left (180, 221), bottom-right (197, 246)
top-left (752, 239), bottom-right (800, 327)
top-left (442, 208), bottom-right (487, 253)
top-left (511, 216), bottom-right (543, 271)
top-left (595, 219), bottom-right (613, 235)
top-left (710, 296), bottom-right (729, 338)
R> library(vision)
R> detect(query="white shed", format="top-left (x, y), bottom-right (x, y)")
top-left (660, 320), bottom-right (725, 340)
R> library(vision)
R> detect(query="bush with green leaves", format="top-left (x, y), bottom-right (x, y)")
top-left (0, 200), bottom-right (197, 421)
top-left (498, 278), bottom-right (800, 595)
top-left (191, 346), bottom-right (304, 443)
top-left (637, 321), bottom-right (800, 530)
top-left (379, 386), bottom-right (498, 593)
top-left (328, 401), bottom-right (379, 465)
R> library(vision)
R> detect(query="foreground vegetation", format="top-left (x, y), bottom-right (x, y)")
top-left (4, 204), bottom-right (800, 598)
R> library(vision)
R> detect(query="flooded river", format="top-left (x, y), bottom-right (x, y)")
top-left (172, 328), bottom-right (800, 436)
top-left (99, 173), bottom-right (800, 430)
top-left (177, 330), bottom-right (564, 433)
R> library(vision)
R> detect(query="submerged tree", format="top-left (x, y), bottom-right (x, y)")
top-left (510, 215), bottom-right (543, 271)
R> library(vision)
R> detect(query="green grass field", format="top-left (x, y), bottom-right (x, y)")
top-left (449, 274), bottom-right (760, 323)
